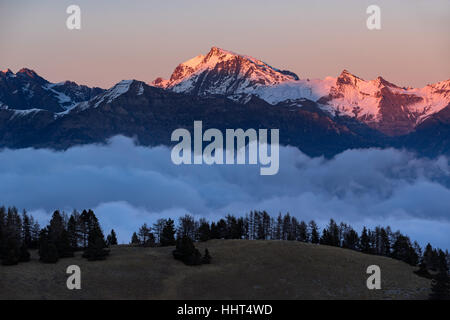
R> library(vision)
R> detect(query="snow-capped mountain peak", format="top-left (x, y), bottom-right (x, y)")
top-left (153, 46), bottom-right (299, 96)
top-left (337, 69), bottom-right (362, 84)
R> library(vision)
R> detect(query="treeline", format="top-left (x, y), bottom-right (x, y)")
top-left (133, 211), bottom-right (448, 268)
top-left (132, 211), bottom-right (449, 299)
top-left (0, 207), bottom-right (111, 266)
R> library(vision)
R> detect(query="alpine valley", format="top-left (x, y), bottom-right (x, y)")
top-left (1, 47), bottom-right (449, 157)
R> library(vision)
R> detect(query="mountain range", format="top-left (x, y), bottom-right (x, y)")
top-left (1, 47), bottom-right (449, 157)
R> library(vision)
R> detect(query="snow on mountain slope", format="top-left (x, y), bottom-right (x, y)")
top-left (0, 68), bottom-right (105, 113)
top-left (72, 80), bottom-right (144, 112)
top-left (253, 77), bottom-right (335, 104)
top-left (154, 47), bottom-right (450, 135)
top-left (319, 71), bottom-right (450, 135)
top-left (43, 83), bottom-right (75, 108)
top-left (402, 79), bottom-right (450, 122)
top-left (153, 47), bottom-right (300, 98)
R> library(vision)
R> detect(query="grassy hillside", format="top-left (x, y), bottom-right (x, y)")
top-left (0, 240), bottom-right (430, 300)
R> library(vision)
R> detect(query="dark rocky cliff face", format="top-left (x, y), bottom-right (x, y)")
top-left (399, 104), bottom-right (450, 157)
top-left (0, 68), bottom-right (104, 113)
top-left (373, 87), bottom-right (424, 136)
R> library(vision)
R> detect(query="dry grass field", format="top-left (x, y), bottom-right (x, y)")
top-left (0, 239), bottom-right (430, 300)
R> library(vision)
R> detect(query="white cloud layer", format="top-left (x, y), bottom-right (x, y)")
top-left (1, 136), bottom-right (449, 250)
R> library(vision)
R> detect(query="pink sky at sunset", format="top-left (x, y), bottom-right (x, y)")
top-left (1, 0), bottom-right (449, 89)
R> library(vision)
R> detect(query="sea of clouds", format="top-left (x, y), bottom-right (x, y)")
top-left (0, 136), bottom-right (449, 250)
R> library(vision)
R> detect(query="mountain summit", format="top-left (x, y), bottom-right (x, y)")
top-left (153, 46), bottom-right (299, 98)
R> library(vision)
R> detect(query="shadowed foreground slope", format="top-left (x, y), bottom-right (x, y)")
top-left (0, 240), bottom-right (430, 300)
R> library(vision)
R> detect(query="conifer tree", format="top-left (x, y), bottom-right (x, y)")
top-left (360, 227), bottom-right (371, 253)
top-left (48, 210), bottom-right (74, 258)
top-left (261, 211), bottom-right (272, 240)
top-left (1, 207), bottom-right (22, 265)
top-left (275, 213), bottom-right (283, 240)
top-left (38, 228), bottom-right (58, 263)
top-left (83, 225), bottom-right (109, 261)
top-left (297, 221), bottom-right (309, 242)
top-left (1, 237), bottom-right (20, 266)
top-left (82, 211), bottom-right (109, 261)
top-left (107, 229), bottom-right (118, 246)
top-left (379, 227), bottom-right (391, 256)
top-left (430, 271), bottom-right (450, 300)
top-left (342, 228), bottom-right (359, 250)
top-left (423, 243), bottom-right (439, 271)
top-left (30, 220), bottom-right (41, 249)
top-left (320, 229), bottom-right (329, 245)
top-left (79, 210), bottom-right (90, 248)
top-left (216, 219), bottom-right (227, 239)
top-left (290, 217), bottom-right (299, 241)
top-left (21, 210), bottom-right (32, 248)
top-left (67, 214), bottom-right (79, 251)
top-left (429, 250), bottom-right (450, 300)
top-left (146, 233), bottom-right (156, 247)
top-left (281, 213), bottom-right (291, 240)
top-left (172, 235), bottom-right (202, 266)
top-left (391, 234), bottom-right (418, 265)
top-left (321, 219), bottom-right (340, 247)
top-left (210, 222), bottom-right (219, 239)
top-left (161, 218), bottom-right (176, 246)
top-left (309, 220), bottom-right (320, 244)
top-left (226, 215), bottom-right (245, 239)
top-left (59, 229), bottom-right (74, 258)
top-left (198, 219), bottom-right (211, 242)
top-left (413, 241), bottom-right (422, 261)
top-left (368, 229), bottom-right (378, 254)
top-left (131, 232), bottom-right (140, 245)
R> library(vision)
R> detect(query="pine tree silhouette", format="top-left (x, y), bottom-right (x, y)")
top-left (38, 228), bottom-right (58, 264)
top-left (161, 219), bottom-right (176, 246)
top-left (429, 250), bottom-right (450, 300)
top-left (309, 220), bottom-right (320, 244)
top-left (107, 229), bottom-right (118, 246)
top-left (82, 210), bottom-right (109, 261)
top-left (131, 232), bottom-right (140, 245)
top-left (2, 237), bottom-right (20, 266)
top-left (172, 236), bottom-right (202, 266)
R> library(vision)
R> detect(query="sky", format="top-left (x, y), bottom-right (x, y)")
top-left (0, 0), bottom-right (449, 89)
top-left (0, 136), bottom-right (449, 250)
